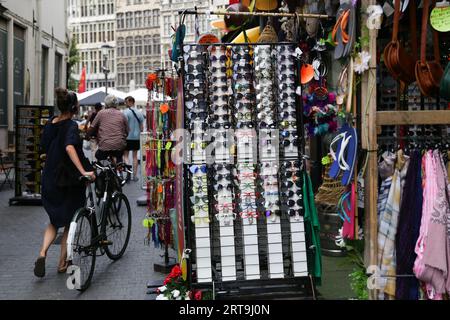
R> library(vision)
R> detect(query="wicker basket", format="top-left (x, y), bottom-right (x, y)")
top-left (315, 164), bottom-right (347, 206)
top-left (257, 24), bottom-right (278, 43)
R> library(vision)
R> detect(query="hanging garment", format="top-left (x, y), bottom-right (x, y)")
top-left (420, 150), bottom-right (450, 296)
top-left (378, 150), bottom-right (409, 300)
top-left (413, 151), bottom-right (443, 299)
top-left (395, 150), bottom-right (423, 300)
top-left (342, 182), bottom-right (356, 239)
top-left (303, 171), bottom-right (322, 285)
top-left (436, 151), bottom-right (450, 294)
top-left (377, 152), bottom-right (396, 223)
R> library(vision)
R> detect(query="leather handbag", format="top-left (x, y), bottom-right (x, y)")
top-left (383, 0), bottom-right (418, 91)
top-left (415, 0), bottom-right (444, 97)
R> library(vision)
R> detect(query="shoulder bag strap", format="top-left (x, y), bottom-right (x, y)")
top-left (409, 0), bottom-right (418, 60)
top-left (420, 0), bottom-right (431, 63)
top-left (392, 0), bottom-right (401, 42)
top-left (129, 108), bottom-right (142, 124)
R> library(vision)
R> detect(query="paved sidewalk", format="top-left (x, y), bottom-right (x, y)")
top-left (0, 181), bottom-right (170, 300)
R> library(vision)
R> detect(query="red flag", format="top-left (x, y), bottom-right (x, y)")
top-left (78, 66), bottom-right (86, 93)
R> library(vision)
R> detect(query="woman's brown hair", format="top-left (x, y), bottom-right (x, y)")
top-left (55, 87), bottom-right (78, 113)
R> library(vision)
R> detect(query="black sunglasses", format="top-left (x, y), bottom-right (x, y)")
top-left (211, 85), bottom-right (229, 92)
top-left (186, 64), bottom-right (204, 73)
top-left (211, 55), bottom-right (227, 62)
top-left (210, 122), bottom-right (232, 129)
top-left (280, 170), bottom-right (301, 179)
top-left (211, 104), bottom-right (230, 112)
top-left (236, 121), bottom-right (254, 129)
top-left (286, 199), bottom-right (302, 207)
top-left (281, 180), bottom-right (302, 189)
top-left (212, 76), bottom-right (228, 82)
top-left (187, 112), bottom-right (208, 120)
top-left (236, 92), bottom-right (255, 100)
top-left (259, 121), bottom-right (277, 129)
top-left (281, 189), bottom-right (302, 198)
top-left (214, 173), bottom-right (233, 181)
top-left (210, 114), bottom-right (231, 122)
top-left (215, 163), bottom-right (234, 171)
top-left (214, 183), bottom-right (234, 191)
top-left (282, 139), bottom-right (299, 147)
top-left (211, 66), bottom-right (227, 73)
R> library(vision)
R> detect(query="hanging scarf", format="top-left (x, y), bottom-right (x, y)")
top-left (395, 150), bottom-right (423, 300)
top-left (303, 171), bottom-right (322, 285)
top-left (378, 150), bottom-right (409, 300)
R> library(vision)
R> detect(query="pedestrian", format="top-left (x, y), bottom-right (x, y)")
top-left (123, 96), bottom-right (144, 181)
top-left (87, 94), bottom-right (129, 164)
top-left (34, 88), bottom-right (95, 277)
top-left (86, 103), bottom-right (103, 159)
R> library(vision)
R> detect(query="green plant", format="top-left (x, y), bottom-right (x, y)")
top-left (345, 239), bottom-right (369, 300)
top-left (67, 37), bottom-right (80, 91)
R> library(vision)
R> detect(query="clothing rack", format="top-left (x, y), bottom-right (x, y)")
top-left (360, 0), bottom-right (450, 300)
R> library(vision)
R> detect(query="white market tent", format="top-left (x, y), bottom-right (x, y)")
top-left (126, 88), bottom-right (172, 106)
top-left (76, 87), bottom-right (127, 102)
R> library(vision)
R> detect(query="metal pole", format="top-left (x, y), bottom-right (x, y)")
top-left (178, 9), bottom-right (329, 19)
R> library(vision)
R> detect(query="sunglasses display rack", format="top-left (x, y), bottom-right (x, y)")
top-left (232, 45), bottom-right (262, 281)
top-left (254, 45), bottom-right (284, 279)
top-left (9, 105), bottom-right (54, 206)
top-left (184, 45), bottom-right (214, 283)
top-left (181, 42), bottom-right (313, 295)
top-left (208, 45), bottom-right (239, 281)
top-left (275, 44), bottom-right (308, 276)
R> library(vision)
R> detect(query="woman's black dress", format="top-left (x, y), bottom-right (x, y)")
top-left (41, 118), bottom-right (90, 228)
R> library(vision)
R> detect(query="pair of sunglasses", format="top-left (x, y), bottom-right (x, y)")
top-left (282, 189), bottom-right (302, 197)
top-left (282, 138), bottom-right (299, 147)
top-left (190, 164), bottom-right (207, 174)
top-left (281, 180), bottom-right (302, 189)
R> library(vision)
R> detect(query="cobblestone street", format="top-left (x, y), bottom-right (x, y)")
top-left (0, 181), bottom-right (168, 300)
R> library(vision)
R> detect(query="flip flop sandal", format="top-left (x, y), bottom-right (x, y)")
top-left (34, 256), bottom-right (46, 278)
top-left (333, 8), bottom-right (347, 59)
top-left (328, 130), bottom-right (347, 179)
top-left (341, 125), bottom-right (358, 186)
top-left (342, 5), bottom-right (355, 58)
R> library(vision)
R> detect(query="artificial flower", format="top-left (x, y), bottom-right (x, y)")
top-left (158, 285), bottom-right (167, 293)
top-left (353, 51), bottom-right (371, 74)
top-left (156, 294), bottom-right (169, 300)
top-left (172, 290), bottom-right (180, 298)
top-left (194, 290), bottom-right (202, 300)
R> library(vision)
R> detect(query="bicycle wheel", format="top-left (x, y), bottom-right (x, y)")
top-left (68, 209), bottom-right (96, 291)
top-left (104, 193), bottom-right (132, 260)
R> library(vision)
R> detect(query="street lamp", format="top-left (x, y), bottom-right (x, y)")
top-left (101, 43), bottom-right (112, 94)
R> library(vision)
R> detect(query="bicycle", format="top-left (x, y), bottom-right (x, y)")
top-left (67, 160), bottom-right (133, 291)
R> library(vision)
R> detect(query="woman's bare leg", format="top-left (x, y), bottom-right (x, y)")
top-left (39, 224), bottom-right (57, 257)
top-left (58, 227), bottom-right (70, 267)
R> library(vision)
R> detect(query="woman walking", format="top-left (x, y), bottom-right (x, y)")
top-left (34, 88), bottom-right (95, 277)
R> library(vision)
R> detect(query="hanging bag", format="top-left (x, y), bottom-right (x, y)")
top-left (415, 0), bottom-right (444, 96)
top-left (383, 0), bottom-right (418, 90)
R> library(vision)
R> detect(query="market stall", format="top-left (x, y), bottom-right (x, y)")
top-left (152, 0), bottom-right (450, 300)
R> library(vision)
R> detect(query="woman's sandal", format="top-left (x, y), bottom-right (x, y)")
top-left (34, 256), bottom-right (46, 278)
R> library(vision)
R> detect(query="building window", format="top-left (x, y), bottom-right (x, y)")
top-left (135, 62), bottom-right (142, 85)
top-left (107, 1), bottom-right (114, 15)
top-left (153, 35), bottom-right (160, 55)
top-left (135, 36), bottom-right (142, 56)
top-left (135, 11), bottom-right (142, 28)
top-left (134, 0), bottom-right (142, 4)
top-left (117, 64), bottom-right (124, 86)
top-left (117, 37), bottom-right (124, 57)
top-left (144, 35), bottom-right (151, 55)
top-left (163, 16), bottom-right (170, 36)
top-left (126, 36), bottom-right (133, 56)
top-left (126, 12), bottom-right (133, 29)
top-left (117, 13), bottom-right (124, 30)
top-left (153, 10), bottom-right (160, 26)
top-left (126, 63), bottom-right (133, 87)
top-left (144, 10), bottom-right (151, 27)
